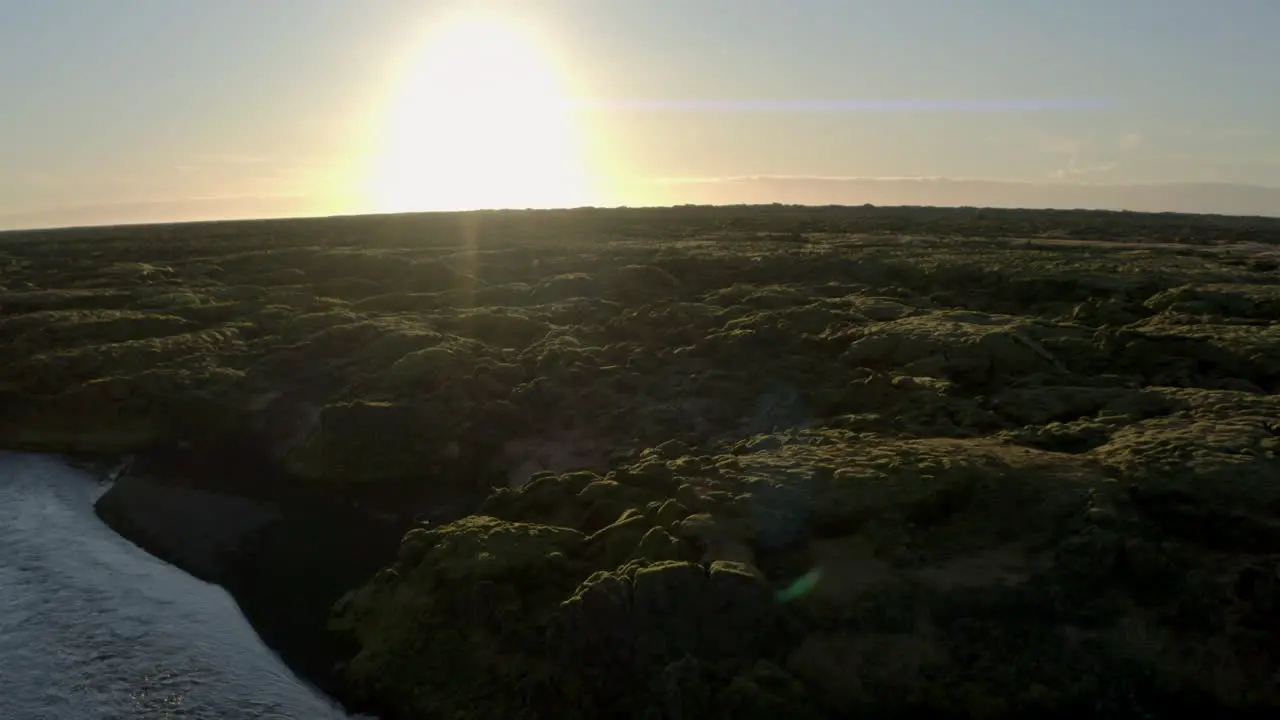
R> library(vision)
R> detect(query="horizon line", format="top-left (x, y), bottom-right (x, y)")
top-left (641, 175), bottom-right (1280, 189)
top-left (6, 200), bottom-right (1280, 236)
top-left (5, 176), bottom-right (1280, 222)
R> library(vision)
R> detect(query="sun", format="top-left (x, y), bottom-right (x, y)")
top-left (366, 13), bottom-right (596, 213)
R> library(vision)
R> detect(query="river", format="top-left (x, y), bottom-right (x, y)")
top-left (0, 451), bottom-right (368, 720)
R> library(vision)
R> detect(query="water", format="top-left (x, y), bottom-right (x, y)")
top-left (0, 452), bottom-right (363, 720)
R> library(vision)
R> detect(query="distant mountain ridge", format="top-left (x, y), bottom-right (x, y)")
top-left (650, 178), bottom-right (1280, 219)
top-left (2, 179), bottom-right (1278, 231)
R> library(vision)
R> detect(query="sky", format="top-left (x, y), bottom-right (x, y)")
top-left (2, 0), bottom-right (1279, 229)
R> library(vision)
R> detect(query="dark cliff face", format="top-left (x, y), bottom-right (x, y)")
top-left (93, 473), bottom-right (280, 583)
top-left (91, 439), bottom-right (482, 713)
top-left (219, 497), bottom-right (410, 703)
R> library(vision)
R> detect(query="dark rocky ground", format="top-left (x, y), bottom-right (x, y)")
top-left (2, 204), bottom-right (1280, 718)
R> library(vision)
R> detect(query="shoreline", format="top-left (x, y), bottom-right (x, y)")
top-left (0, 451), bottom-right (359, 719)
top-left (82, 441), bottom-right (448, 719)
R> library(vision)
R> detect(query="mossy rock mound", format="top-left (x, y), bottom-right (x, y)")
top-left (815, 372), bottom-right (1003, 437)
top-left (603, 264), bottom-right (683, 303)
top-left (645, 657), bottom-right (822, 720)
top-left (0, 366), bottom-right (245, 453)
top-left (0, 309), bottom-right (196, 359)
top-left (281, 400), bottom-right (461, 483)
top-left (443, 308), bottom-right (551, 349)
top-left (838, 312), bottom-right (1084, 384)
top-left (482, 467), bottom-right (679, 532)
top-left (549, 560), bottom-right (806, 716)
top-left (1144, 283), bottom-right (1280, 320)
top-left (331, 516), bottom-right (589, 719)
top-left (532, 272), bottom-right (601, 303)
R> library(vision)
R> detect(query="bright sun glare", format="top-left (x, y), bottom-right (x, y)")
top-left (367, 14), bottom-right (595, 213)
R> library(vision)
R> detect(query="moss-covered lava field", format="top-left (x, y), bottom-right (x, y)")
top-left (2, 204), bottom-right (1279, 718)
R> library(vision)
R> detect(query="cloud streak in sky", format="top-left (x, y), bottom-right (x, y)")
top-left (567, 98), bottom-right (1115, 112)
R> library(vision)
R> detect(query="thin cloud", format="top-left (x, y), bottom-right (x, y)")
top-left (647, 174), bottom-right (964, 185)
top-left (568, 98), bottom-right (1113, 113)
top-left (1035, 135), bottom-right (1119, 180)
top-left (1117, 133), bottom-right (1144, 150)
top-left (1050, 161), bottom-right (1118, 179)
top-left (206, 154), bottom-right (270, 165)
top-left (171, 154), bottom-right (273, 174)
top-left (4, 172), bottom-right (63, 188)
top-left (1038, 135), bottom-right (1087, 156)
top-left (1213, 128), bottom-right (1275, 142)
top-left (185, 191), bottom-right (309, 202)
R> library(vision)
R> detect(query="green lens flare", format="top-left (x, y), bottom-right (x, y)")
top-left (775, 568), bottom-right (823, 603)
